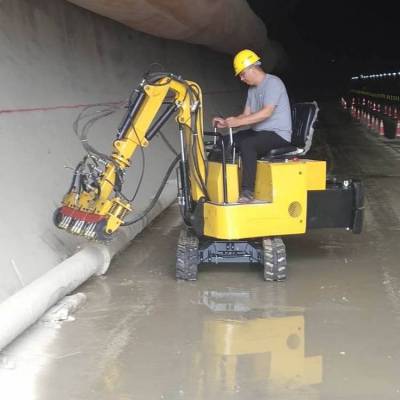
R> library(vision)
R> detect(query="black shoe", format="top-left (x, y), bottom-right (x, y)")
top-left (238, 190), bottom-right (254, 203)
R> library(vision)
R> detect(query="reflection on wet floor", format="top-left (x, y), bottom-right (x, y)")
top-left (2, 103), bottom-right (400, 399)
top-left (196, 309), bottom-right (322, 398)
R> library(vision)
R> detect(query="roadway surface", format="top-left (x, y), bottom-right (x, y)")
top-left (1, 103), bottom-right (400, 400)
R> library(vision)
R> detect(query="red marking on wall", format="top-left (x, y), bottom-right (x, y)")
top-left (0, 101), bottom-right (123, 115)
top-left (0, 90), bottom-right (240, 115)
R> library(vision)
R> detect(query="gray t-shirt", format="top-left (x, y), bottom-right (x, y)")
top-left (245, 74), bottom-right (292, 142)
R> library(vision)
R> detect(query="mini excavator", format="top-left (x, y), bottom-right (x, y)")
top-left (54, 72), bottom-right (364, 281)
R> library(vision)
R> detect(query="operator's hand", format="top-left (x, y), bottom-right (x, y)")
top-left (212, 116), bottom-right (227, 129)
top-left (225, 117), bottom-right (240, 128)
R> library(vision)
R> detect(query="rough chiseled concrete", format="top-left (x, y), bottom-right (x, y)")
top-left (1, 103), bottom-right (400, 399)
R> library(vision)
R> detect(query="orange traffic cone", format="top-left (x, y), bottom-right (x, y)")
top-left (394, 108), bottom-right (398, 120)
top-left (396, 120), bottom-right (400, 137)
top-left (373, 116), bottom-right (379, 132)
top-left (379, 119), bottom-right (385, 136)
top-left (367, 113), bottom-right (372, 128)
top-left (371, 116), bottom-right (375, 131)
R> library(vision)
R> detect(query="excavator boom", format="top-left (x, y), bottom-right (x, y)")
top-left (54, 73), bottom-right (206, 240)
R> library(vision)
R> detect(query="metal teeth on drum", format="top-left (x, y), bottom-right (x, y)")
top-left (71, 220), bottom-right (80, 233)
top-left (88, 223), bottom-right (96, 238)
top-left (89, 224), bottom-right (96, 239)
top-left (59, 216), bottom-right (67, 229)
top-left (83, 223), bottom-right (93, 237)
top-left (61, 216), bottom-right (69, 229)
top-left (77, 220), bottom-right (85, 235)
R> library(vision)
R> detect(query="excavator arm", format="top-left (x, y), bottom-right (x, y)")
top-left (54, 73), bottom-right (207, 240)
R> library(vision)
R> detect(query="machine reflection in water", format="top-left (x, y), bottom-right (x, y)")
top-left (193, 290), bottom-right (322, 398)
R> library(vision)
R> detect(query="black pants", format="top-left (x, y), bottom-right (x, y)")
top-left (222, 129), bottom-right (291, 192)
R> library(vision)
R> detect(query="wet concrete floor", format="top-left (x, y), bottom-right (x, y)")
top-left (1, 103), bottom-right (400, 399)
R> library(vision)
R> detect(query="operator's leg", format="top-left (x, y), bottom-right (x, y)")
top-left (239, 131), bottom-right (290, 195)
top-left (220, 129), bottom-right (251, 149)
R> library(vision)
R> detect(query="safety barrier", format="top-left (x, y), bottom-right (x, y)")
top-left (341, 94), bottom-right (400, 139)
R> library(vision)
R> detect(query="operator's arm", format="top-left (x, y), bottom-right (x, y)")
top-left (237, 105), bottom-right (252, 118)
top-left (225, 104), bottom-right (275, 128)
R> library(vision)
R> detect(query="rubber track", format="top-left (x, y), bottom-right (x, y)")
top-left (176, 229), bottom-right (199, 281)
top-left (262, 237), bottom-right (287, 281)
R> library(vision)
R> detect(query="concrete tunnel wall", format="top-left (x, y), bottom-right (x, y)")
top-left (66, 0), bottom-right (287, 72)
top-left (0, 0), bottom-right (245, 302)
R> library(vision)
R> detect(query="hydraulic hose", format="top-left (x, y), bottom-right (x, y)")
top-left (73, 103), bottom-right (124, 161)
top-left (70, 71), bottom-right (207, 226)
top-left (122, 154), bottom-right (181, 226)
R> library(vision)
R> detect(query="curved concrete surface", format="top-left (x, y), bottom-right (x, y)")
top-left (0, 0), bottom-right (243, 303)
top-left (1, 102), bottom-right (400, 399)
top-left (66, 0), bottom-right (286, 71)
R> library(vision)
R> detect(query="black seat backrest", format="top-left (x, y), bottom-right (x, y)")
top-left (290, 101), bottom-right (319, 152)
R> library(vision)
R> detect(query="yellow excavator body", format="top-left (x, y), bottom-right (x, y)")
top-left (54, 72), bottom-right (363, 280)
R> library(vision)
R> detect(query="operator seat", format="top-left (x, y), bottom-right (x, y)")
top-left (205, 101), bottom-right (319, 162)
top-left (261, 101), bottom-right (319, 161)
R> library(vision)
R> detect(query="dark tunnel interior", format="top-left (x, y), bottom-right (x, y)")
top-left (247, 0), bottom-right (399, 101)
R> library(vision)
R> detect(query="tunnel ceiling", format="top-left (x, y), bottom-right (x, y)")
top-left (66, 0), bottom-right (399, 87)
top-left (66, 0), bottom-right (268, 56)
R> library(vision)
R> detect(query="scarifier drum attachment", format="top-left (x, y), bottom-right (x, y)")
top-left (53, 142), bottom-right (133, 241)
top-left (53, 206), bottom-right (111, 241)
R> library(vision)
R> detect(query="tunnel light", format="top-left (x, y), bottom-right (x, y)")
top-left (351, 69), bottom-right (400, 81)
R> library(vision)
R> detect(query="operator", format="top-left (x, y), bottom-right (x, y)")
top-left (213, 49), bottom-right (292, 203)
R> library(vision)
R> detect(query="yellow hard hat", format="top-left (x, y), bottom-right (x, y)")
top-left (233, 49), bottom-right (261, 76)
